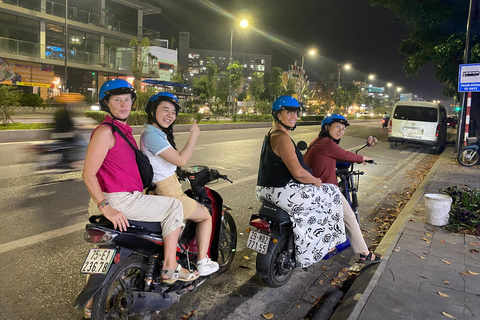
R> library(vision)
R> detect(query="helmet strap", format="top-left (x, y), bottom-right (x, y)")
top-left (278, 119), bottom-right (296, 131)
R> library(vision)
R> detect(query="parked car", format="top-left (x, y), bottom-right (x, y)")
top-left (447, 116), bottom-right (457, 128)
top-left (388, 101), bottom-right (447, 153)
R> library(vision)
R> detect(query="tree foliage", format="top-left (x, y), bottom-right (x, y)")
top-left (369, 0), bottom-right (476, 98)
top-left (262, 67), bottom-right (284, 101)
top-left (0, 85), bottom-right (21, 125)
top-left (248, 72), bottom-right (265, 101)
top-left (129, 37), bottom-right (150, 93)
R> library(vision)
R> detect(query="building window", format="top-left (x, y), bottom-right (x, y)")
top-left (256, 65), bottom-right (265, 72)
top-left (189, 53), bottom-right (200, 59)
top-left (250, 64), bottom-right (254, 69)
top-left (159, 62), bottom-right (174, 71)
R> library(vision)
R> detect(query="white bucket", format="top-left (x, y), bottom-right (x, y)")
top-left (424, 193), bottom-right (453, 226)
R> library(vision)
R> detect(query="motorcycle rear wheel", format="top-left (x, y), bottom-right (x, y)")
top-left (217, 210), bottom-right (237, 273)
top-left (92, 254), bottom-right (152, 320)
top-left (256, 235), bottom-right (295, 287)
top-left (458, 148), bottom-right (479, 167)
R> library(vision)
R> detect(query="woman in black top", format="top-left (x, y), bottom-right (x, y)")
top-left (256, 96), bottom-right (346, 268)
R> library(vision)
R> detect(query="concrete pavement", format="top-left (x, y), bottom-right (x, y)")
top-left (329, 147), bottom-right (480, 320)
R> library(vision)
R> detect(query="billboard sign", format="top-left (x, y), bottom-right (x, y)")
top-left (0, 58), bottom-right (54, 88)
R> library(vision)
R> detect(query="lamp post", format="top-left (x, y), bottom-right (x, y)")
top-left (395, 87), bottom-right (402, 100)
top-left (365, 74), bottom-right (374, 85)
top-left (64, 0), bottom-right (68, 92)
top-left (337, 63), bottom-right (351, 88)
top-left (299, 49), bottom-right (316, 102)
top-left (228, 19), bottom-right (248, 117)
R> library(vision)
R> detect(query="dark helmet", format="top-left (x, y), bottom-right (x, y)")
top-left (145, 92), bottom-right (180, 117)
top-left (321, 114), bottom-right (350, 130)
top-left (99, 79), bottom-right (137, 112)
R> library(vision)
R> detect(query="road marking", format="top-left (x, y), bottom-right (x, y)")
top-left (0, 222), bottom-right (86, 254)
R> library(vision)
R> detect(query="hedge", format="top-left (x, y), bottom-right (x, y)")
top-left (85, 111), bottom-right (194, 125)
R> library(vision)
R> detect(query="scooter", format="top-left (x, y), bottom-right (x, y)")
top-left (457, 138), bottom-right (480, 167)
top-left (381, 116), bottom-right (390, 128)
top-left (31, 132), bottom-right (88, 172)
top-left (247, 136), bottom-right (377, 287)
top-left (74, 165), bottom-right (237, 319)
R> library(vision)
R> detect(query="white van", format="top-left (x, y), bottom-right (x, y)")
top-left (388, 101), bottom-right (447, 152)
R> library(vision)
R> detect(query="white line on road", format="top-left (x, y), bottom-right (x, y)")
top-left (0, 222), bottom-right (86, 254)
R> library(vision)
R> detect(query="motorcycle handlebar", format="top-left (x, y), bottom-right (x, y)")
top-left (365, 159), bottom-right (375, 164)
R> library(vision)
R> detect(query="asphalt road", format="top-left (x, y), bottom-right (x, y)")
top-left (0, 123), bottom-right (455, 319)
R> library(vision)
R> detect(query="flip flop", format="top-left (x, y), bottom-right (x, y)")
top-left (162, 264), bottom-right (199, 284)
top-left (359, 252), bottom-right (383, 264)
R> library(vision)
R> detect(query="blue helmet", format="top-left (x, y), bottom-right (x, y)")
top-left (271, 95), bottom-right (300, 114)
top-left (99, 79), bottom-right (136, 112)
top-left (321, 114), bottom-right (349, 130)
top-left (145, 92), bottom-right (180, 117)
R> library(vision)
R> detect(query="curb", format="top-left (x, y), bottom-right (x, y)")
top-left (329, 147), bottom-right (450, 320)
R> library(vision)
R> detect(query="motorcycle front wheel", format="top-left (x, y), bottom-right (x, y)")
top-left (256, 234), bottom-right (295, 288)
top-left (92, 254), bottom-right (151, 320)
top-left (217, 210), bottom-right (237, 273)
top-left (457, 148), bottom-right (479, 167)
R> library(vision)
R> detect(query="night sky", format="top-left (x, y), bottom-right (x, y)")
top-left (144, 0), bottom-right (448, 102)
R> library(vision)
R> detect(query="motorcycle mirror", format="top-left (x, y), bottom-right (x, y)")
top-left (366, 135), bottom-right (378, 147)
top-left (297, 140), bottom-right (308, 151)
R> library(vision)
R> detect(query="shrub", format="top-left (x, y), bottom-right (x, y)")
top-left (236, 114), bottom-right (272, 122)
top-left (440, 185), bottom-right (480, 235)
top-left (19, 93), bottom-right (45, 107)
top-left (85, 111), bottom-right (193, 125)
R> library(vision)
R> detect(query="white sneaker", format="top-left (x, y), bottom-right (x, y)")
top-left (196, 257), bottom-right (219, 276)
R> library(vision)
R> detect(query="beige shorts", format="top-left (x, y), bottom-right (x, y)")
top-left (88, 191), bottom-right (184, 237)
top-left (154, 174), bottom-right (198, 220)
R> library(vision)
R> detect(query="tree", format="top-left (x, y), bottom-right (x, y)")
top-left (129, 37), bottom-right (150, 93)
top-left (248, 72), bottom-right (265, 102)
top-left (284, 79), bottom-right (296, 96)
top-left (262, 67), bottom-right (284, 101)
top-left (370, 0), bottom-right (475, 98)
top-left (227, 61), bottom-right (244, 113)
top-left (0, 85), bottom-right (21, 125)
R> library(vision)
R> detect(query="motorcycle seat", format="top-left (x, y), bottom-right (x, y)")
top-left (259, 202), bottom-right (290, 221)
top-left (88, 215), bottom-right (163, 235)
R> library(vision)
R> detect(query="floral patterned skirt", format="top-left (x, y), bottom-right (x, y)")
top-left (255, 180), bottom-right (346, 268)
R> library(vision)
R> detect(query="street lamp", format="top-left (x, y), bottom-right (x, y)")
top-left (395, 87), bottom-right (402, 100)
top-left (337, 63), bottom-right (351, 88)
top-left (228, 19), bottom-right (248, 116)
top-left (299, 49), bottom-right (316, 102)
top-left (301, 49), bottom-right (316, 70)
top-left (365, 74), bottom-right (374, 85)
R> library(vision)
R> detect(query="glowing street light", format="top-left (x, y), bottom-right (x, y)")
top-left (301, 49), bottom-right (316, 70)
top-left (365, 74), bottom-right (375, 85)
top-left (337, 63), bottom-right (351, 88)
top-left (228, 19), bottom-right (249, 116)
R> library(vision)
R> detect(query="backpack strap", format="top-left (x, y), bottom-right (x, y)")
top-left (103, 122), bottom-right (137, 151)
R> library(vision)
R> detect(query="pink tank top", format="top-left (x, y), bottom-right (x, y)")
top-left (94, 116), bottom-right (143, 193)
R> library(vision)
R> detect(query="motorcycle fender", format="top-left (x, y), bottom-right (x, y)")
top-left (73, 247), bottom-right (135, 309)
top-left (462, 145), bottom-right (479, 151)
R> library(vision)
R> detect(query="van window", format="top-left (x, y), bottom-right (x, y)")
top-left (393, 106), bottom-right (437, 122)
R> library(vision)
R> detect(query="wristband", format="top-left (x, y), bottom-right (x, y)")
top-left (98, 199), bottom-right (109, 210)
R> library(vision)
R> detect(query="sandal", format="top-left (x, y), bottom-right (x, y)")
top-left (359, 252), bottom-right (383, 264)
top-left (162, 264), bottom-right (199, 284)
top-left (84, 307), bottom-right (91, 319)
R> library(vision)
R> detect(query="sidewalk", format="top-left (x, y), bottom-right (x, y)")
top-left (331, 146), bottom-right (480, 320)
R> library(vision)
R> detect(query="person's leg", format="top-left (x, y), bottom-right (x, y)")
top-left (341, 194), bottom-right (369, 254)
top-left (341, 194), bottom-right (382, 261)
top-left (187, 203), bottom-right (212, 261)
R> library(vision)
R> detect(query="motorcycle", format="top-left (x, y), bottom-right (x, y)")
top-left (247, 136), bottom-right (377, 287)
top-left (74, 165), bottom-right (237, 319)
top-left (457, 138), bottom-right (480, 167)
top-left (381, 115), bottom-right (390, 128)
top-left (31, 132), bottom-right (88, 172)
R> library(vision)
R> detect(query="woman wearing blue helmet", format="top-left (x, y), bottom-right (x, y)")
top-left (140, 92), bottom-right (219, 276)
top-left (256, 96), bottom-right (346, 268)
top-left (83, 80), bottom-right (197, 290)
top-left (304, 114), bottom-right (383, 263)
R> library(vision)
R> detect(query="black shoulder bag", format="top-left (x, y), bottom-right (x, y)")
top-left (105, 122), bottom-right (154, 189)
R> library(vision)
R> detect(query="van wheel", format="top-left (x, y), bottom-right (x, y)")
top-left (389, 142), bottom-right (397, 148)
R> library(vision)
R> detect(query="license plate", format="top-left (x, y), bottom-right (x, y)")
top-left (80, 248), bottom-right (116, 274)
top-left (403, 126), bottom-right (423, 135)
top-left (247, 230), bottom-right (270, 255)
top-left (404, 134), bottom-right (422, 139)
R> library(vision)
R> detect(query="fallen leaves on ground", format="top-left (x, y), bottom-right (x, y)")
top-left (243, 255), bottom-right (250, 260)
top-left (442, 311), bottom-right (456, 319)
top-left (441, 259), bottom-right (451, 265)
top-left (444, 280), bottom-right (450, 285)
top-left (318, 279), bottom-right (324, 286)
top-left (321, 266), bottom-right (329, 271)
top-left (468, 270), bottom-right (479, 275)
top-left (469, 242), bottom-right (480, 246)
top-left (262, 312), bottom-right (274, 319)
top-left (438, 291), bottom-right (450, 298)
top-left (470, 249), bottom-right (479, 254)
top-left (182, 310), bottom-right (197, 320)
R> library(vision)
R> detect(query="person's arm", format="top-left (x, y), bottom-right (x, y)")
top-left (328, 141), bottom-right (370, 163)
top-left (158, 120), bottom-right (199, 167)
top-left (82, 125), bottom-right (129, 231)
top-left (272, 133), bottom-right (322, 186)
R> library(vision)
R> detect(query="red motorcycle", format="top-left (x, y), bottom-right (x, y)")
top-left (74, 166), bottom-right (237, 319)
